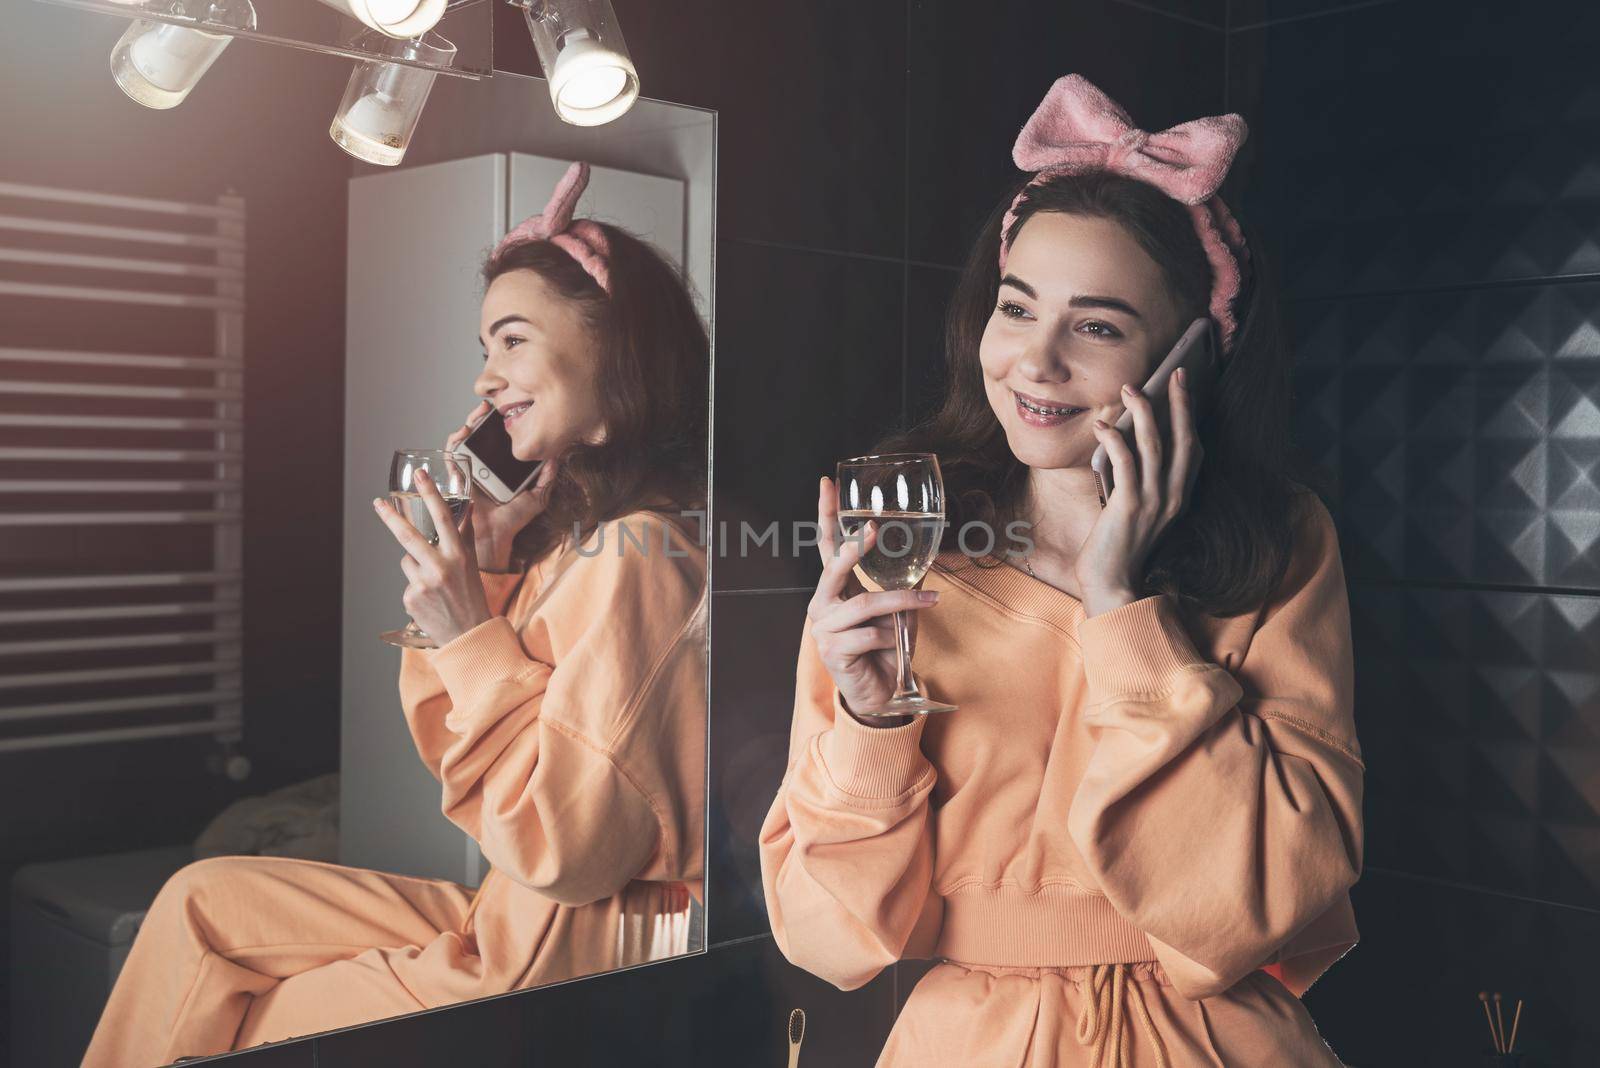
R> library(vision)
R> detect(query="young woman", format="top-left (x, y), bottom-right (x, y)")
top-left (83, 163), bottom-right (710, 1067)
top-left (759, 76), bottom-right (1363, 1067)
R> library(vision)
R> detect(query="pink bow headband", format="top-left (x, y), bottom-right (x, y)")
top-left (997, 74), bottom-right (1251, 354)
top-left (493, 161), bottom-right (612, 295)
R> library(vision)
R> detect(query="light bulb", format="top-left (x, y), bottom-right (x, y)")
top-left (329, 30), bottom-right (455, 167)
top-left (109, 0), bottom-right (256, 109)
top-left (519, 0), bottom-right (640, 127)
top-left (331, 91), bottom-right (408, 163)
top-left (309, 0), bottom-right (446, 40)
top-left (560, 61), bottom-right (626, 111)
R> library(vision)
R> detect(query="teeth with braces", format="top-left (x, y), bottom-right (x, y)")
top-left (1018, 395), bottom-right (1083, 417)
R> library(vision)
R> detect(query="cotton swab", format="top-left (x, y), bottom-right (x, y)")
top-left (1480, 992), bottom-right (1502, 1052)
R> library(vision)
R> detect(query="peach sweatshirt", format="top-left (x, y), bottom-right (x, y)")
top-left (399, 508), bottom-right (707, 977)
top-left (759, 493), bottom-right (1363, 1004)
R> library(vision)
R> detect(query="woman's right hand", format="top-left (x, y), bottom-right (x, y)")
top-left (447, 400), bottom-right (561, 572)
top-left (807, 475), bottom-right (939, 726)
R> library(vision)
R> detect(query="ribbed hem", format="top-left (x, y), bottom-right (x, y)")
top-left (937, 885), bottom-right (1155, 968)
top-left (1076, 593), bottom-right (1208, 704)
top-left (432, 616), bottom-right (541, 715)
top-left (819, 688), bottom-right (930, 799)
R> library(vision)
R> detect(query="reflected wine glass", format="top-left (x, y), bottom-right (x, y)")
top-left (380, 448), bottom-right (471, 649)
top-left (835, 452), bottom-right (957, 716)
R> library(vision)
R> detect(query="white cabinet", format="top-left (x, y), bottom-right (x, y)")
top-left (340, 152), bottom-right (685, 885)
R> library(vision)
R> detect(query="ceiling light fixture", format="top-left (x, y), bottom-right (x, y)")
top-left (328, 29), bottom-right (456, 166)
top-left (513, 0), bottom-right (639, 127)
top-left (109, 0), bottom-right (257, 109)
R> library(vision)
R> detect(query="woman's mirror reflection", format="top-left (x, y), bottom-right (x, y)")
top-left (73, 161), bottom-right (710, 1066)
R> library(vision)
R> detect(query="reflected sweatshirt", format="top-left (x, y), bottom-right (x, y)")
top-left (758, 493), bottom-right (1363, 1002)
top-left (400, 508), bottom-right (708, 912)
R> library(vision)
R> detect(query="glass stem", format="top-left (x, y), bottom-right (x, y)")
top-left (891, 609), bottom-right (917, 699)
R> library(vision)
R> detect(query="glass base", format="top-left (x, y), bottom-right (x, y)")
top-left (379, 623), bottom-right (436, 649)
top-left (854, 693), bottom-right (959, 717)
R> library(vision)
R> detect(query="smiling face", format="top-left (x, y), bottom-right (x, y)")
top-left (474, 269), bottom-right (606, 462)
top-left (979, 211), bottom-right (1187, 471)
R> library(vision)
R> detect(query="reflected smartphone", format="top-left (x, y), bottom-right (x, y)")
top-left (1089, 316), bottom-right (1219, 508)
top-left (454, 407), bottom-right (543, 504)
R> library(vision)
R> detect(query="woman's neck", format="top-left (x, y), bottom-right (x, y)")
top-left (1017, 464), bottom-right (1105, 577)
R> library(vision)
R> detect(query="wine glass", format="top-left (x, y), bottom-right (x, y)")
top-left (380, 448), bottom-right (471, 649)
top-left (835, 452), bottom-right (957, 716)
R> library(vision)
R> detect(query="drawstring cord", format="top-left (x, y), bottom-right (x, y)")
top-left (1074, 963), bottom-right (1170, 1068)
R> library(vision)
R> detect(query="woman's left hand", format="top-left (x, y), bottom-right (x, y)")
top-left (1075, 367), bottom-right (1204, 615)
top-left (372, 469), bottom-right (493, 647)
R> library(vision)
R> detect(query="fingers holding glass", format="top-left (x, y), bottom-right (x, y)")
top-left (378, 449), bottom-right (471, 649)
top-left (831, 454), bottom-right (955, 716)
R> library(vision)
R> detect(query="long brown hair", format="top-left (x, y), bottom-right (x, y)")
top-left (481, 225), bottom-right (709, 566)
top-left (873, 170), bottom-right (1334, 620)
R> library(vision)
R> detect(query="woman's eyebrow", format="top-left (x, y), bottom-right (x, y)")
top-left (999, 274), bottom-right (1037, 298)
top-left (999, 275), bottom-right (1140, 320)
top-left (478, 314), bottom-right (533, 346)
top-left (1068, 295), bottom-right (1142, 320)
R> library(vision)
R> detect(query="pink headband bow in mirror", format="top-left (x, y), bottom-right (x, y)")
top-left (998, 74), bottom-right (1252, 354)
top-left (493, 160), bottom-right (612, 295)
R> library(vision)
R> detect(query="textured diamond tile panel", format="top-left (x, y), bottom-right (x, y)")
top-left (1351, 583), bottom-right (1600, 904)
top-left (1290, 287), bottom-right (1600, 588)
top-left (1236, 2), bottom-right (1600, 1050)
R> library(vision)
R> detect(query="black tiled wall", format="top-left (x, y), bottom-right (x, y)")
top-left (1231, 0), bottom-right (1600, 1064)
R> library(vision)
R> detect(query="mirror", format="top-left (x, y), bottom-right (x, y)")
top-left (31, 0), bottom-right (493, 77)
top-left (0, 2), bottom-right (712, 1060)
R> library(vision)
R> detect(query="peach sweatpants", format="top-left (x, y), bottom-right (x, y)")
top-left (82, 854), bottom-right (691, 1068)
top-left (879, 961), bottom-right (1346, 1068)
top-left (81, 855), bottom-right (488, 1068)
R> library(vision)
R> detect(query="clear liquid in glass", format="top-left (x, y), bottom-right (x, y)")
top-left (388, 490), bottom-right (470, 546)
top-left (837, 509), bottom-right (945, 590)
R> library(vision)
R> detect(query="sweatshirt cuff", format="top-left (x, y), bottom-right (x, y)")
top-left (431, 615), bottom-right (542, 714)
top-left (819, 686), bottom-right (930, 799)
top-left (1076, 593), bottom-right (1210, 705)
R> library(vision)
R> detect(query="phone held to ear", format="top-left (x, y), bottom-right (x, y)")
top-left (454, 407), bottom-right (544, 504)
top-left (1089, 316), bottom-right (1219, 508)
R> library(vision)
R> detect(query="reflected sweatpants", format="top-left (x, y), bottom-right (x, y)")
top-left (80, 855), bottom-right (483, 1068)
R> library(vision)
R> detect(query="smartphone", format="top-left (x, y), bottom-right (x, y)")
top-left (1089, 316), bottom-right (1219, 508)
top-left (454, 407), bottom-right (543, 504)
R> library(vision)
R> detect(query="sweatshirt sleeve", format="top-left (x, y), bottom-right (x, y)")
top-left (1066, 494), bottom-right (1364, 1001)
top-left (757, 614), bottom-right (939, 991)
top-left (397, 527), bottom-right (704, 907)
top-left (398, 569), bottom-right (526, 785)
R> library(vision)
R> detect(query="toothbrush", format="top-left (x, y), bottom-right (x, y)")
top-left (787, 1007), bottom-right (806, 1068)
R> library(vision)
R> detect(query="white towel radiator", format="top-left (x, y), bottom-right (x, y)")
top-left (0, 180), bottom-right (246, 771)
